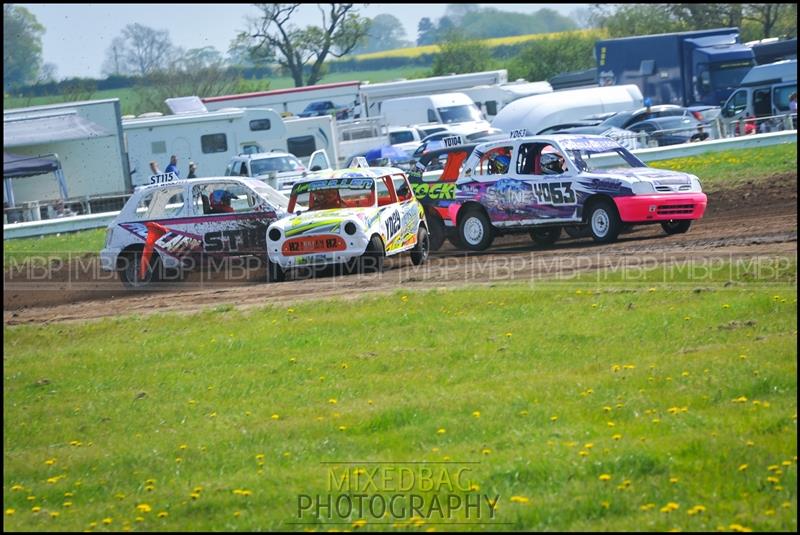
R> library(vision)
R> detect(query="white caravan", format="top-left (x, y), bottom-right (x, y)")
top-left (123, 107), bottom-right (338, 188)
top-left (359, 70), bottom-right (508, 118)
top-left (202, 81), bottom-right (362, 117)
top-left (491, 84), bottom-right (644, 135)
top-left (462, 80), bottom-right (554, 119)
top-left (379, 92), bottom-right (491, 135)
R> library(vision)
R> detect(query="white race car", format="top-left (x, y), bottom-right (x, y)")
top-left (100, 177), bottom-right (288, 287)
top-left (265, 167), bottom-right (429, 282)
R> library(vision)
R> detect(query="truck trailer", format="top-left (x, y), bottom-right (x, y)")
top-left (596, 28), bottom-right (756, 107)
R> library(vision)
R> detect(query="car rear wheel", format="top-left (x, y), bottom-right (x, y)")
top-left (119, 248), bottom-right (162, 288)
top-left (410, 226), bottom-right (430, 266)
top-left (265, 257), bottom-right (286, 283)
top-left (425, 207), bottom-right (446, 252)
top-left (458, 208), bottom-right (494, 251)
top-left (661, 220), bottom-right (692, 235)
top-left (358, 236), bottom-right (385, 273)
top-left (588, 200), bottom-right (622, 244)
top-left (530, 227), bottom-right (561, 246)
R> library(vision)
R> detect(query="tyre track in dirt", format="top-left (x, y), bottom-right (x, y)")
top-left (4, 176), bottom-right (797, 325)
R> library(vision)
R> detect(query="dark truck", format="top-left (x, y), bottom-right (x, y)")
top-left (596, 28), bottom-right (756, 107)
top-left (407, 143), bottom-right (478, 251)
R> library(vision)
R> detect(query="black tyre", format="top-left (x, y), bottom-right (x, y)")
top-left (358, 235), bottom-right (385, 273)
top-left (587, 200), bottom-right (622, 244)
top-left (424, 207), bottom-right (445, 252)
top-left (410, 226), bottom-right (430, 266)
top-left (446, 232), bottom-right (464, 249)
top-left (119, 248), bottom-right (162, 288)
top-left (530, 227), bottom-right (561, 246)
top-left (661, 220), bottom-right (692, 235)
top-left (265, 257), bottom-right (286, 283)
top-left (564, 225), bottom-right (591, 239)
top-left (458, 207), bottom-right (494, 251)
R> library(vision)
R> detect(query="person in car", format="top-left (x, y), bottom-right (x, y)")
top-left (488, 152), bottom-right (511, 174)
top-left (310, 188), bottom-right (342, 210)
top-left (540, 145), bottom-right (567, 175)
top-left (209, 190), bottom-right (235, 213)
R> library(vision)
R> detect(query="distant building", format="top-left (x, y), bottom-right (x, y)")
top-left (3, 99), bottom-right (129, 206)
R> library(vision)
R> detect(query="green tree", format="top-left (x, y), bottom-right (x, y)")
top-left (353, 14), bottom-right (411, 54)
top-left (508, 31), bottom-right (602, 83)
top-left (417, 17), bottom-right (437, 45)
top-left (3, 4), bottom-right (45, 91)
top-left (243, 3), bottom-right (370, 87)
top-left (102, 23), bottom-right (175, 77)
top-left (743, 3), bottom-right (796, 38)
top-left (431, 33), bottom-right (492, 76)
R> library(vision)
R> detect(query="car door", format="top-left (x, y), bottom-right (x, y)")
top-left (189, 180), bottom-right (276, 257)
top-left (514, 142), bottom-right (580, 224)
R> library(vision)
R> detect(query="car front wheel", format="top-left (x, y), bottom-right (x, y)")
top-left (411, 226), bottom-right (430, 266)
top-left (265, 257), bottom-right (286, 283)
top-left (358, 236), bottom-right (385, 273)
top-left (458, 208), bottom-right (494, 251)
top-left (587, 200), bottom-right (622, 244)
top-left (119, 248), bottom-right (162, 288)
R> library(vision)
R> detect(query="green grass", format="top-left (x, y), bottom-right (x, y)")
top-left (2, 67), bottom-right (430, 116)
top-left (3, 265), bottom-right (797, 531)
top-left (3, 228), bottom-right (106, 269)
top-left (649, 142), bottom-right (797, 191)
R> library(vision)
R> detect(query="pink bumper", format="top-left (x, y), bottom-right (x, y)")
top-left (614, 193), bottom-right (707, 223)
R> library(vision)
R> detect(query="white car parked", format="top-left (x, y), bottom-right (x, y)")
top-left (225, 149), bottom-right (332, 193)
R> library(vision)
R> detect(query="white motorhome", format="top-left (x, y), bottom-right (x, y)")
top-left (720, 59), bottom-right (797, 124)
top-left (491, 84), bottom-right (644, 135)
top-left (202, 81), bottom-right (362, 118)
top-left (123, 107), bottom-right (338, 188)
top-left (463, 80), bottom-right (554, 119)
top-left (359, 70), bottom-right (508, 118)
top-left (380, 92), bottom-right (491, 135)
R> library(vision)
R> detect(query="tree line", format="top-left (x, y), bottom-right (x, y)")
top-left (5, 3), bottom-right (797, 98)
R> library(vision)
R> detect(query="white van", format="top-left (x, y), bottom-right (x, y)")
top-left (380, 93), bottom-right (491, 134)
top-left (491, 85), bottom-right (644, 135)
top-left (720, 59), bottom-right (797, 124)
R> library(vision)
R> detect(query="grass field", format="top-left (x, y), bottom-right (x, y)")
top-left (3, 262), bottom-right (797, 531)
top-left (3, 142), bottom-right (796, 270)
top-left (2, 67), bottom-right (430, 116)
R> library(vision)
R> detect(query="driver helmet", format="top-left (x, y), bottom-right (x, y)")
top-left (490, 153), bottom-right (510, 174)
top-left (540, 145), bottom-right (565, 175)
top-left (210, 189), bottom-right (235, 211)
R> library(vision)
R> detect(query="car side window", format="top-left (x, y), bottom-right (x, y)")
top-left (477, 146), bottom-right (513, 176)
top-left (192, 183), bottom-right (256, 215)
top-left (392, 174), bottom-right (413, 202)
top-left (377, 176), bottom-right (396, 207)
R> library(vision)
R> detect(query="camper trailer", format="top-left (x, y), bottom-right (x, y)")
top-left (359, 70), bottom-right (508, 118)
top-left (123, 107), bottom-right (338, 188)
top-left (202, 81), bottom-right (362, 118)
top-left (491, 85), bottom-right (644, 135)
top-left (379, 93), bottom-right (491, 134)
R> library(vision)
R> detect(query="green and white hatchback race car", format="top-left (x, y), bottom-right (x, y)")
top-left (264, 166), bottom-right (429, 282)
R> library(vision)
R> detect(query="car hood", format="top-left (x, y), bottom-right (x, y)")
top-left (584, 167), bottom-right (695, 186)
top-left (270, 208), bottom-right (379, 236)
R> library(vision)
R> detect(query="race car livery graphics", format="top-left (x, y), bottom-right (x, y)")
top-left (266, 167), bottom-right (428, 280)
top-left (100, 177), bottom-right (289, 286)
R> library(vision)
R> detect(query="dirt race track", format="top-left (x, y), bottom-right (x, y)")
top-left (4, 175), bottom-right (797, 325)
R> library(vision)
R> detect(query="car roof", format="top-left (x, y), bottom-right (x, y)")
top-left (290, 167), bottom-right (405, 186)
top-left (135, 176), bottom-right (266, 193)
top-left (236, 151), bottom-right (294, 160)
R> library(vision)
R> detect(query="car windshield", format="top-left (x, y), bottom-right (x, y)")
top-left (390, 130), bottom-right (415, 144)
top-left (306, 102), bottom-right (329, 111)
top-left (250, 156), bottom-right (304, 176)
top-left (561, 138), bottom-right (647, 172)
top-left (599, 112), bottom-right (632, 128)
top-left (250, 183), bottom-right (290, 211)
top-left (711, 62), bottom-right (754, 90)
top-left (291, 178), bottom-right (375, 212)
top-left (437, 104), bottom-right (483, 124)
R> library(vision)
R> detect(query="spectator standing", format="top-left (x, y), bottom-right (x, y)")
top-left (187, 162), bottom-right (198, 179)
top-left (149, 161), bottom-right (160, 174)
top-left (165, 155), bottom-right (180, 177)
top-left (789, 92), bottom-right (797, 129)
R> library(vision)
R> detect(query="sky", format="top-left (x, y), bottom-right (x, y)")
top-left (19, 3), bottom-right (591, 79)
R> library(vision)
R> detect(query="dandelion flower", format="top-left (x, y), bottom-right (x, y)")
top-left (472, 411), bottom-right (481, 418)
top-left (136, 504), bottom-right (151, 513)
top-left (437, 428), bottom-right (446, 434)
top-left (599, 474), bottom-right (611, 481)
